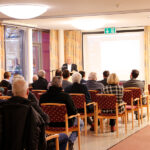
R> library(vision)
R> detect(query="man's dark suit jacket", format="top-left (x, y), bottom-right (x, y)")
top-left (32, 77), bottom-right (48, 90)
top-left (62, 63), bottom-right (78, 72)
top-left (0, 96), bottom-right (46, 150)
top-left (0, 80), bottom-right (12, 90)
top-left (123, 78), bottom-right (145, 92)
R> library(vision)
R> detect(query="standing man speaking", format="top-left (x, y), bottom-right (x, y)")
top-left (62, 57), bottom-right (78, 72)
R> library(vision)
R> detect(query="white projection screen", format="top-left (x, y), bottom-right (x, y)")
top-left (83, 32), bottom-right (145, 81)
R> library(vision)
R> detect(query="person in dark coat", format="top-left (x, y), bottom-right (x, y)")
top-left (62, 58), bottom-right (78, 72)
top-left (0, 78), bottom-right (47, 150)
top-left (98, 70), bottom-right (110, 86)
top-left (40, 76), bottom-right (84, 150)
top-left (32, 70), bottom-right (48, 90)
top-left (62, 69), bottom-right (72, 89)
top-left (86, 72), bottom-right (104, 92)
top-left (79, 71), bottom-right (87, 84)
top-left (0, 71), bottom-right (12, 90)
top-left (65, 72), bottom-right (94, 130)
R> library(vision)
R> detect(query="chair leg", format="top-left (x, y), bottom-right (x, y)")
top-left (116, 118), bottom-right (119, 138)
top-left (147, 105), bottom-right (149, 122)
top-left (100, 119), bottom-right (103, 133)
top-left (132, 110), bottom-right (134, 129)
top-left (84, 116), bottom-right (87, 136)
top-left (56, 136), bottom-right (59, 150)
top-left (141, 106), bottom-right (143, 124)
top-left (125, 113), bottom-right (127, 134)
top-left (77, 117), bottom-right (81, 150)
top-left (138, 109), bottom-right (140, 127)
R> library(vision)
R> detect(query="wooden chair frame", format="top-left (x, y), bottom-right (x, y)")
top-left (0, 96), bottom-right (11, 100)
top-left (41, 103), bottom-right (81, 150)
top-left (70, 93), bottom-right (97, 136)
top-left (125, 87), bottom-right (149, 124)
top-left (123, 90), bottom-right (140, 129)
top-left (96, 94), bottom-right (127, 137)
top-left (46, 134), bottom-right (59, 150)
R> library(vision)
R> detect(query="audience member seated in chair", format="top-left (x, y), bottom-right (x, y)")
top-left (65, 72), bottom-right (94, 130)
top-left (79, 70), bottom-right (87, 84)
top-left (40, 76), bottom-right (84, 150)
top-left (103, 73), bottom-right (125, 132)
top-left (86, 72), bottom-right (104, 92)
top-left (98, 70), bottom-right (110, 86)
top-left (0, 78), bottom-right (68, 150)
top-left (0, 71), bottom-right (12, 90)
top-left (29, 74), bottom-right (38, 88)
top-left (32, 70), bottom-right (48, 90)
top-left (7, 74), bottom-right (49, 124)
top-left (62, 69), bottom-right (72, 89)
top-left (123, 69), bottom-right (146, 119)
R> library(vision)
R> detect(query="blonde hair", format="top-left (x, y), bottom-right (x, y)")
top-left (107, 73), bottom-right (119, 85)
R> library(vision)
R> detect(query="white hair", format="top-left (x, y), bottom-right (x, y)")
top-left (12, 74), bottom-right (24, 84)
top-left (72, 72), bottom-right (81, 84)
top-left (88, 72), bottom-right (97, 80)
top-left (12, 79), bottom-right (28, 97)
top-left (38, 70), bottom-right (46, 78)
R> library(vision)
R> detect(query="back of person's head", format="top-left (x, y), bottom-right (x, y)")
top-left (103, 71), bottom-right (110, 78)
top-left (51, 76), bottom-right (62, 87)
top-left (88, 72), bottom-right (97, 81)
top-left (4, 72), bottom-right (11, 79)
top-left (38, 70), bottom-right (46, 78)
top-left (55, 69), bottom-right (62, 76)
top-left (79, 71), bottom-right (85, 78)
top-left (131, 69), bottom-right (139, 79)
top-left (72, 72), bottom-right (81, 84)
top-left (12, 74), bottom-right (24, 84)
top-left (33, 74), bottom-right (38, 82)
top-left (62, 69), bottom-right (70, 79)
top-left (12, 79), bottom-right (28, 98)
top-left (107, 73), bottom-right (119, 85)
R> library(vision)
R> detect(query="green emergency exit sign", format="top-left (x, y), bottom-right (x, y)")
top-left (104, 27), bottom-right (116, 34)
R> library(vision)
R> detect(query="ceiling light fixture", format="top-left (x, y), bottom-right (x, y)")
top-left (71, 18), bottom-right (115, 31)
top-left (0, 4), bottom-right (49, 19)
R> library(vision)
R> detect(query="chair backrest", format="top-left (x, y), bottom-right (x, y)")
top-left (0, 96), bottom-right (11, 100)
top-left (88, 90), bottom-right (99, 102)
top-left (70, 93), bottom-right (86, 109)
top-left (123, 90), bottom-right (133, 105)
top-left (31, 90), bottom-right (47, 99)
top-left (96, 94), bottom-right (116, 110)
top-left (124, 87), bottom-right (141, 99)
top-left (41, 103), bottom-right (67, 122)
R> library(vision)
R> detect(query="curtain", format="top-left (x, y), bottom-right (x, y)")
top-left (64, 30), bottom-right (83, 71)
top-left (50, 30), bottom-right (59, 80)
top-left (144, 26), bottom-right (150, 91)
top-left (0, 25), bottom-right (5, 81)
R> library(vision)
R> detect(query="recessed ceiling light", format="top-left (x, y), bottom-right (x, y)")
top-left (0, 4), bottom-right (49, 19)
top-left (70, 19), bottom-right (114, 30)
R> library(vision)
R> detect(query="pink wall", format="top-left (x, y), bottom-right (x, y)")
top-left (42, 31), bottom-right (50, 81)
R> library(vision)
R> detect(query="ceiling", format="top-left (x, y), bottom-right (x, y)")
top-left (1, 0), bottom-right (150, 30)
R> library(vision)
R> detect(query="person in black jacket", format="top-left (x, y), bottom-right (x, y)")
top-left (0, 71), bottom-right (12, 90)
top-left (98, 70), bottom-right (110, 86)
top-left (62, 58), bottom-right (78, 72)
top-left (40, 76), bottom-right (84, 150)
top-left (65, 72), bottom-right (94, 130)
top-left (32, 70), bottom-right (48, 90)
top-left (0, 78), bottom-right (47, 150)
top-left (0, 77), bottom-right (68, 150)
